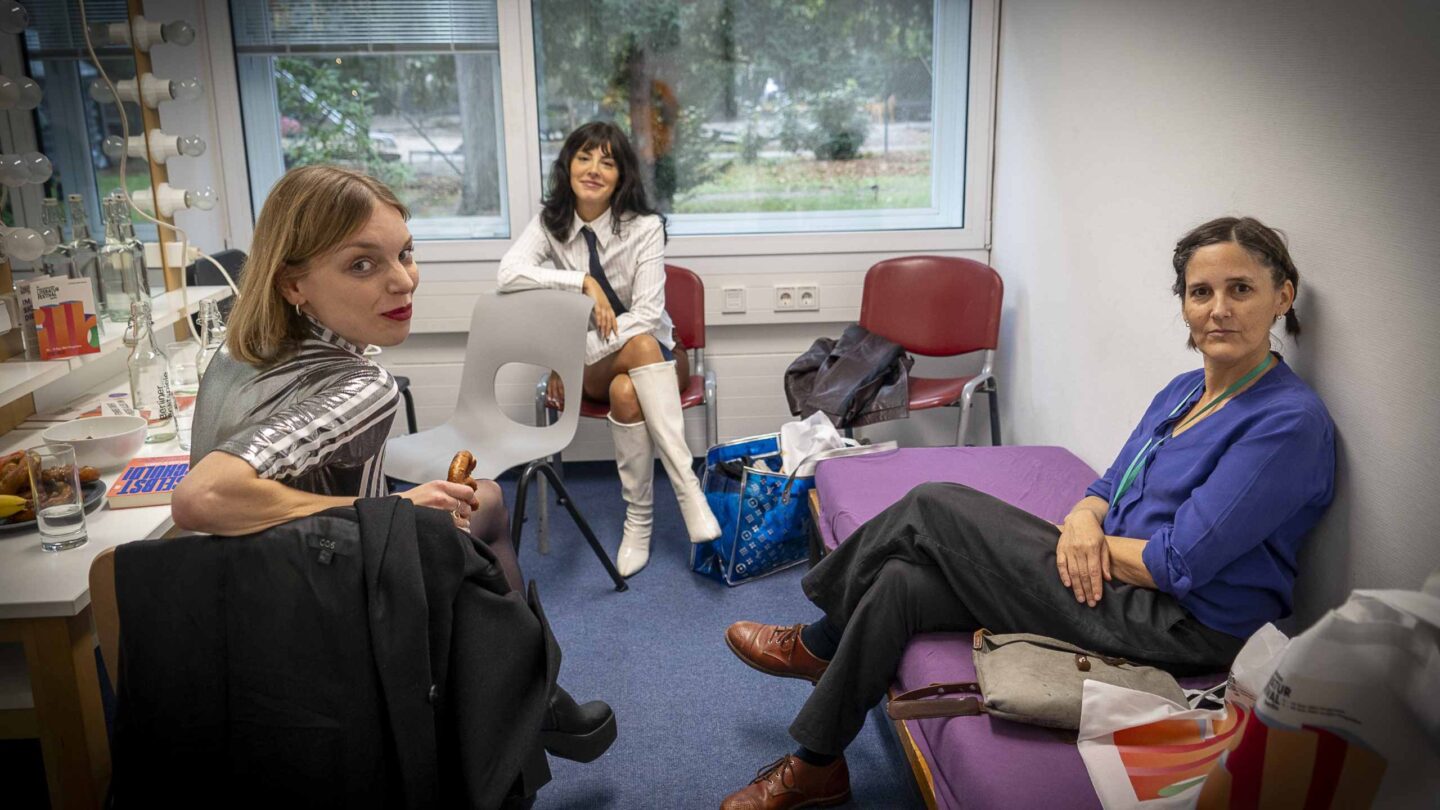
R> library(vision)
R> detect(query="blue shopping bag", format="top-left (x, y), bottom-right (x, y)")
top-left (692, 434), bottom-right (813, 586)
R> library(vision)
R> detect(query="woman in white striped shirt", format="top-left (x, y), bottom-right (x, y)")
top-left (498, 122), bottom-right (720, 577)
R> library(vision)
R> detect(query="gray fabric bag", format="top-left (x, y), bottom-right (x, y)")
top-left (886, 629), bottom-right (1187, 730)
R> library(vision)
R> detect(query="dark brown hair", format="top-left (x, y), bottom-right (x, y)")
top-left (1172, 216), bottom-right (1301, 343)
top-left (541, 121), bottom-right (666, 243)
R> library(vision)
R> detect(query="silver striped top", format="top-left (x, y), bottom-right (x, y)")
top-left (497, 208), bottom-right (675, 365)
top-left (189, 318), bottom-right (400, 499)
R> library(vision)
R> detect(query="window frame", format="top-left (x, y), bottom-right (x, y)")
top-left (36, 0), bottom-right (997, 264)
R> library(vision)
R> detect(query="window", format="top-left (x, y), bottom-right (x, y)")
top-left (531, 0), bottom-right (970, 235)
top-left (230, 0), bottom-right (510, 240)
top-left (21, 0), bottom-right (156, 241)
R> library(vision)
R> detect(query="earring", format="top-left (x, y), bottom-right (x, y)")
top-left (294, 302), bottom-right (303, 317)
top-left (1183, 319), bottom-right (1190, 327)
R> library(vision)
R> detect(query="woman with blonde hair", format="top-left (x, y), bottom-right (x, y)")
top-left (176, 165), bottom-right (510, 569)
top-left (174, 165), bottom-right (616, 765)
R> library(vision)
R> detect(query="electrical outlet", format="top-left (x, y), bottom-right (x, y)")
top-left (796, 284), bottom-right (819, 311)
top-left (774, 285), bottom-right (796, 311)
top-left (722, 286), bottom-right (746, 313)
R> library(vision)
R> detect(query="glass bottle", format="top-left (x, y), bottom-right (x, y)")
top-left (66, 194), bottom-right (103, 309)
top-left (196, 297), bottom-right (228, 378)
top-left (127, 300), bottom-right (177, 443)
top-left (98, 196), bottom-right (140, 322)
top-left (39, 197), bottom-right (73, 277)
top-left (116, 194), bottom-right (151, 299)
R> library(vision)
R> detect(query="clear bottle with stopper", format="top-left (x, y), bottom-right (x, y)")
top-left (196, 297), bottom-right (228, 377)
top-left (127, 299), bottom-right (177, 443)
top-left (65, 194), bottom-right (103, 309)
top-left (97, 195), bottom-right (142, 322)
top-left (39, 197), bottom-right (73, 277)
top-left (116, 193), bottom-right (152, 298)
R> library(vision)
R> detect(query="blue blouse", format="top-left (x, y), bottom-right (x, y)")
top-left (1085, 357), bottom-right (1335, 638)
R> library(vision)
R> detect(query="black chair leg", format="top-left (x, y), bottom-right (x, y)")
top-left (400, 387), bottom-right (418, 435)
top-left (987, 385), bottom-right (1001, 446)
top-left (512, 459), bottom-right (628, 592)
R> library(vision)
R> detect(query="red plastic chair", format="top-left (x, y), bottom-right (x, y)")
top-left (858, 256), bottom-right (1003, 445)
top-left (531, 264), bottom-right (719, 550)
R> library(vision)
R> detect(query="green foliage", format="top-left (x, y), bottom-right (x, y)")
top-left (274, 57), bottom-right (411, 188)
top-left (533, 0), bottom-right (935, 203)
top-left (805, 83), bottom-right (871, 161)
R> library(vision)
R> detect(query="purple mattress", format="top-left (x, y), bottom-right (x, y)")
top-left (814, 445), bottom-right (1100, 551)
top-left (812, 447), bottom-right (1106, 808)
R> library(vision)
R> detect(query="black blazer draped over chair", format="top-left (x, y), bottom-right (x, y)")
top-left (111, 497), bottom-right (557, 809)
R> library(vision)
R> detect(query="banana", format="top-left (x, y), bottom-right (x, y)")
top-left (0, 494), bottom-right (29, 519)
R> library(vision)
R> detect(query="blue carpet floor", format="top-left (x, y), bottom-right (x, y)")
top-left (507, 461), bottom-right (923, 809)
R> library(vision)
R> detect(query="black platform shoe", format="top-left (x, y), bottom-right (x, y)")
top-left (541, 686), bottom-right (616, 763)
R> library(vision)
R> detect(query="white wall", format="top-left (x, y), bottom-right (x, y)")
top-left (991, 0), bottom-right (1440, 624)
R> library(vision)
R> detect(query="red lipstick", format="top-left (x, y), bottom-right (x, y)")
top-left (382, 305), bottom-right (412, 321)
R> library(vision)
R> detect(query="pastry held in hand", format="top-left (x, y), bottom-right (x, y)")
top-left (448, 450), bottom-right (478, 491)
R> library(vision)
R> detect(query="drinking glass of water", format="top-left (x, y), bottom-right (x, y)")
top-left (166, 341), bottom-right (201, 399)
top-left (26, 444), bottom-right (88, 552)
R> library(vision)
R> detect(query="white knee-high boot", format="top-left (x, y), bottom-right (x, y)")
top-left (628, 361), bottom-right (721, 543)
top-left (609, 415), bottom-right (654, 578)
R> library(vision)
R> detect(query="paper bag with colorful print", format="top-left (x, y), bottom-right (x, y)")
top-left (1197, 571), bottom-right (1440, 809)
top-left (1077, 624), bottom-right (1289, 808)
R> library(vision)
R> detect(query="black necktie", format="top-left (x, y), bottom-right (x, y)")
top-left (580, 226), bottom-right (627, 315)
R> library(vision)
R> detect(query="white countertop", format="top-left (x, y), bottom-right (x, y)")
top-left (0, 391), bottom-right (189, 621)
top-left (0, 286), bottom-right (231, 406)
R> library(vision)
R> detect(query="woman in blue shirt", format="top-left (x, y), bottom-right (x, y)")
top-left (718, 217), bottom-right (1336, 809)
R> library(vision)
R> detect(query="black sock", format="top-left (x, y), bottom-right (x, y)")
top-left (799, 616), bottom-right (842, 661)
top-left (793, 746), bottom-right (837, 767)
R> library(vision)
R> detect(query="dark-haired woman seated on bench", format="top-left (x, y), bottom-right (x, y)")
top-left (720, 216), bottom-right (1336, 810)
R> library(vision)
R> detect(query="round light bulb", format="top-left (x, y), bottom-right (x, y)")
top-left (89, 80), bottom-right (116, 104)
top-left (21, 152), bottom-right (51, 183)
top-left (184, 186), bottom-right (217, 211)
top-left (0, 154), bottom-right (25, 186)
top-left (2, 228), bottom-right (46, 262)
top-left (176, 135), bottom-right (206, 157)
top-left (14, 77), bottom-right (41, 110)
top-left (0, 75), bottom-right (17, 109)
top-left (161, 20), bottom-right (196, 46)
top-left (102, 135), bottom-right (126, 160)
top-left (0, 2), bottom-right (28, 35)
top-left (169, 77), bottom-right (204, 103)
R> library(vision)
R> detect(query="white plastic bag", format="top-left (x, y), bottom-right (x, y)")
top-left (779, 411), bottom-right (846, 475)
top-left (1077, 624), bottom-right (1290, 809)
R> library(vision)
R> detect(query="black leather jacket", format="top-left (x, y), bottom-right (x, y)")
top-left (112, 497), bottom-right (556, 809)
top-left (784, 324), bottom-right (913, 428)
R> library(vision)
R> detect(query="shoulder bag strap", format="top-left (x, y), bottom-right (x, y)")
top-left (887, 681), bottom-right (984, 720)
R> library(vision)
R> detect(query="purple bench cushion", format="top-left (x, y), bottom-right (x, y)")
top-left (895, 636), bottom-right (1223, 810)
top-left (814, 446), bottom-right (1099, 551)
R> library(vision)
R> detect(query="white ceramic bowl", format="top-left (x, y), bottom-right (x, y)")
top-left (43, 415), bottom-right (149, 471)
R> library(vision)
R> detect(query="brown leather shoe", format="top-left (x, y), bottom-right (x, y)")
top-left (720, 754), bottom-right (850, 810)
top-left (725, 622), bottom-right (830, 684)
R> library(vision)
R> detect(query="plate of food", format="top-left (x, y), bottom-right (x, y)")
top-left (0, 451), bottom-right (107, 534)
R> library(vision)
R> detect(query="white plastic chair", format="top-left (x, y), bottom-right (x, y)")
top-left (384, 290), bottom-right (627, 591)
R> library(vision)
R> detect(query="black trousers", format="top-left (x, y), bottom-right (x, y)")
top-left (789, 483), bottom-right (1244, 755)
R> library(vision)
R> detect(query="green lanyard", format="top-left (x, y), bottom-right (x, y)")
top-left (1109, 353), bottom-right (1274, 509)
